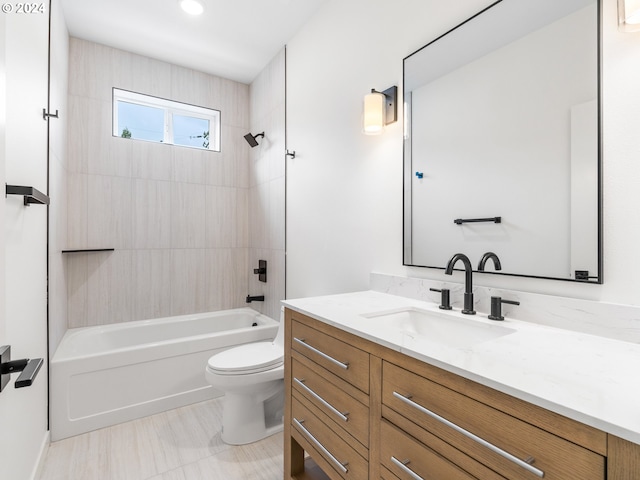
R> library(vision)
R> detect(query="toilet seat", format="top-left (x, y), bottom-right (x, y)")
top-left (207, 342), bottom-right (283, 375)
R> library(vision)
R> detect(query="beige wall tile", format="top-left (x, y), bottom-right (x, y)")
top-left (170, 183), bottom-right (206, 248)
top-left (49, 157), bottom-right (68, 252)
top-left (105, 135), bottom-right (133, 178)
top-left (248, 184), bottom-right (269, 250)
top-left (133, 179), bottom-right (171, 249)
top-left (66, 254), bottom-right (88, 329)
top-left (66, 95), bottom-right (89, 174)
top-left (248, 48), bottom-right (286, 319)
top-left (218, 78), bottom-right (249, 129)
top-left (170, 249), bottom-right (206, 316)
top-left (170, 65), bottom-right (212, 107)
top-left (127, 53), bottom-right (173, 100)
top-left (172, 147), bottom-right (206, 185)
top-left (68, 38), bottom-right (113, 101)
top-left (86, 250), bottom-right (133, 325)
top-left (205, 186), bottom-right (238, 248)
top-left (132, 250), bottom-right (172, 321)
top-left (269, 176), bottom-right (286, 251)
top-left (237, 187), bottom-right (249, 249)
top-left (67, 173), bottom-right (87, 249)
top-left (205, 248), bottom-right (248, 312)
top-left (66, 39), bottom-right (255, 328)
top-left (205, 126), bottom-right (250, 188)
top-left (131, 140), bottom-right (172, 181)
top-left (87, 175), bottom-right (132, 249)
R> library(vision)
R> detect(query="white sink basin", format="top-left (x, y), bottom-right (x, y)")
top-left (360, 307), bottom-right (515, 349)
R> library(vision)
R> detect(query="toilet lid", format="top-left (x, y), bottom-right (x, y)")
top-left (207, 341), bottom-right (283, 375)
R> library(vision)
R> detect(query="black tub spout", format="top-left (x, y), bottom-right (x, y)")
top-left (246, 295), bottom-right (265, 303)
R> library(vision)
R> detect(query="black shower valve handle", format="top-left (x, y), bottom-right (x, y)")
top-left (253, 260), bottom-right (267, 283)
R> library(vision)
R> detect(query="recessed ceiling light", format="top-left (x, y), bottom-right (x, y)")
top-left (180, 0), bottom-right (204, 15)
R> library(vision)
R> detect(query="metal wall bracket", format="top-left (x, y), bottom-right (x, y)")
top-left (286, 150), bottom-right (296, 159)
top-left (0, 345), bottom-right (43, 392)
top-left (370, 85), bottom-right (398, 125)
top-left (42, 108), bottom-right (59, 120)
top-left (5, 184), bottom-right (50, 206)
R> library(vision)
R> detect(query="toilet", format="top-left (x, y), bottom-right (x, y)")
top-left (205, 309), bottom-right (285, 445)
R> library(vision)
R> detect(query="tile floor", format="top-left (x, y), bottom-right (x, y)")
top-left (37, 398), bottom-right (284, 480)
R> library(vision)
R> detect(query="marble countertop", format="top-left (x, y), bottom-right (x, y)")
top-left (283, 290), bottom-right (640, 445)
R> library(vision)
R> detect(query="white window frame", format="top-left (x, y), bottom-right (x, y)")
top-left (112, 88), bottom-right (221, 152)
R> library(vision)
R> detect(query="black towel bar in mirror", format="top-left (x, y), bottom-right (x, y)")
top-left (454, 216), bottom-right (501, 225)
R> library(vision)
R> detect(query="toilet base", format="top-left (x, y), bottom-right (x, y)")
top-left (220, 379), bottom-right (284, 445)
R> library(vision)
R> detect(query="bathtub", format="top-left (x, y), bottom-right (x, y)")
top-left (50, 308), bottom-right (278, 441)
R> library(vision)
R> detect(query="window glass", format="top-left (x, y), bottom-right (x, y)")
top-left (117, 101), bottom-right (165, 142)
top-left (112, 88), bottom-right (220, 152)
top-left (173, 115), bottom-right (210, 149)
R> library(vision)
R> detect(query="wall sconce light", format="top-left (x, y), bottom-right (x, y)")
top-left (618, 0), bottom-right (640, 32)
top-left (363, 86), bottom-right (397, 135)
top-left (180, 0), bottom-right (204, 15)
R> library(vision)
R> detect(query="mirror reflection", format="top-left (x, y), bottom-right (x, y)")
top-left (403, 0), bottom-right (601, 282)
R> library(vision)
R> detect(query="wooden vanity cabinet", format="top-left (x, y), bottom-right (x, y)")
top-left (285, 308), bottom-right (376, 480)
top-left (284, 308), bottom-right (640, 480)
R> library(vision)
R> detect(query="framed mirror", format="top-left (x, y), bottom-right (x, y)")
top-left (403, 0), bottom-right (601, 283)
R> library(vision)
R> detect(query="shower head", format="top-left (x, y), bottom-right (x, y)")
top-left (243, 132), bottom-right (264, 148)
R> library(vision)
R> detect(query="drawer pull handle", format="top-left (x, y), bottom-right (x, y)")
top-left (392, 391), bottom-right (545, 478)
top-left (293, 418), bottom-right (349, 474)
top-left (294, 377), bottom-right (349, 422)
top-left (293, 337), bottom-right (349, 370)
top-left (391, 457), bottom-right (424, 480)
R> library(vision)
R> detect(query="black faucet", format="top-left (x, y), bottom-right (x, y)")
top-left (246, 295), bottom-right (265, 303)
top-left (444, 253), bottom-right (475, 315)
top-left (477, 252), bottom-right (502, 272)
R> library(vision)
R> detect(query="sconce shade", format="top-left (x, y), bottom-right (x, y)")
top-left (619, 0), bottom-right (640, 32)
top-left (363, 90), bottom-right (386, 135)
top-left (180, 0), bottom-right (204, 15)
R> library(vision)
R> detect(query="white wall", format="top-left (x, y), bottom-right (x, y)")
top-left (286, 0), bottom-right (640, 306)
top-left (1, 4), bottom-right (50, 479)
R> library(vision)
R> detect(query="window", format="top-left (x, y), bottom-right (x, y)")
top-left (112, 88), bottom-right (220, 151)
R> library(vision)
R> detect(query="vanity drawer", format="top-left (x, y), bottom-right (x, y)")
top-left (291, 319), bottom-right (370, 393)
top-left (383, 361), bottom-right (605, 480)
top-left (292, 357), bottom-right (369, 447)
top-left (380, 420), bottom-right (477, 480)
top-left (292, 396), bottom-right (369, 480)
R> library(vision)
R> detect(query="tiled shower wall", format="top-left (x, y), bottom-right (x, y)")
top-left (66, 38), bottom-right (251, 327)
top-left (247, 49), bottom-right (286, 322)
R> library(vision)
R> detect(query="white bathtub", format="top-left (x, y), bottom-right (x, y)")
top-left (50, 308), bottom-right (278, 441)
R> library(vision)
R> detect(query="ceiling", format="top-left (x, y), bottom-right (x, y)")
top-left (60, 0), bottom-right (328, 84)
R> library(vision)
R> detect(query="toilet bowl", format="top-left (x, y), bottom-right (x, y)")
top-left (205, 309), bottom-right (285, 445)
